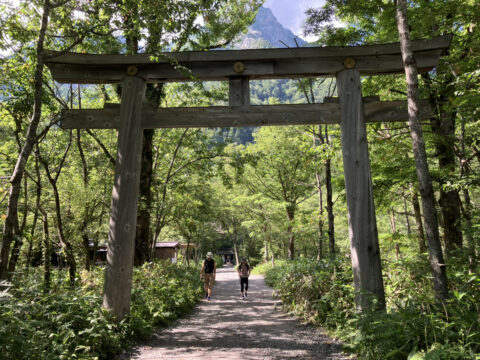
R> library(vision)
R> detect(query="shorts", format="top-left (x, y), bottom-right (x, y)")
top-left (203, 273), bottom-right (215, 289)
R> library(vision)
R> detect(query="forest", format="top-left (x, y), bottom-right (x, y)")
top-left (0, 0), bottom-right (479, 359)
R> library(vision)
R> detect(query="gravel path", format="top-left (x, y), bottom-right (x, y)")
top-left (117, 264), bottom-right (349, 360)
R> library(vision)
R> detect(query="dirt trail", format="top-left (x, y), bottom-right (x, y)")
top-left (117, 264), bottom-right (348, 360)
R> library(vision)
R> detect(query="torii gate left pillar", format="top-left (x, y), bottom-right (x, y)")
top-left (102, 76), bottom-right (146, 320)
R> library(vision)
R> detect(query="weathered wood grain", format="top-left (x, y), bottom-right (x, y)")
top-left (44, 35), bottom-right (451, 64)
top-left (46, 53), bottom-right (443, 83)
top-left (102, 76), bottom-right (146, 320)
top-left (58, 100), bottom-right (431, 129)
top-left (45, 36), bottom-right (452, 83)
top-left (337, 69), bottom-right (386, 310)
top-left (229, 78), bottom-right (250, 106)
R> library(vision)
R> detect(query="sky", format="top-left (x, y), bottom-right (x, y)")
top-left (263, 0), bottom-right (325, 38)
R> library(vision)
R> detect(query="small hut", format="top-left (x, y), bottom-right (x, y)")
top-left (154, 242), bottom-right (181, 262)
top-left (217, 248), bottom-right (235, 264)
top-left (88, 241), bottom-right (108, 265)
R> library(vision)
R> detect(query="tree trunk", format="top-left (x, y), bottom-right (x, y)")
top-left (411, 186), bottom-right (427, 252)
top-left (233, 225), bottom-right (240, 265)
top-left (26, 155), bottom-right (42, 273)
top-left (422, 73), bottom-right (463, 252)
top-left (459, 118), bottom-right (476, 271)
top-left (462, 188), bottom-right (475, 271)
top-left (438, 180), bottom-right (462, 253)
top-left (37, 136), bottom-right (76, 286)
top-left (312, 124), bottom-right (325, 260)
top-left (286, 204), bottom-right (295, 260)
top-left (7, 176), bottom-right (28, 276)
top-left (76, 129), bottom-right (92, 271)
top-left (325, 157), bottom-right (335, 255)
top-left (390, 208), bottom-right (397, 233)
top-left (316, 124), bottom-right (335, 256)
top-left (263, 223), bottom-right (269, 262)
top-left (41, 209), bottom-right (50, 293)
top-left (396, 0), bottom-right (448, 302)
top-left (186, 237), bottom-right (191, 268)
top-left (315, 171), bottom-right (324, 260)
top-left (270, 242), bottom-right (275, 267)
top-left (135, 128), bottom-right (154, 266)
top-left (403, 196), bottom-right (411, 235)
top-left (0, 0), bottom-right (51, 280)
top-left (48, 168), bottom-right (76, 286)
top-left (152, 128), bottom-right (188, 255)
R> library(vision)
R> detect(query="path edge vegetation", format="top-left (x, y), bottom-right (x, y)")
top-left (254, 256), bottom-right (480, 360)
top-left (0, 261), bottom-right (203, 360)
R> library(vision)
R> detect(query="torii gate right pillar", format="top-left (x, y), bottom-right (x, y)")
top-left (337, 68), bottom-right (386, 310)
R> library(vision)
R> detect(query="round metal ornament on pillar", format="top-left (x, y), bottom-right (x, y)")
top-left (233, 61), bottom-right (245, 74)
top-left (127, 65), bottom-right (138, 76)
top-left (343, 58), bottom-right (356, 69)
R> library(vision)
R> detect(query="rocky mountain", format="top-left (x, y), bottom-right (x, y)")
top-left (237, 6), bottom-right (306, 49)
top-left (216, 7), bottom-right (310, 144)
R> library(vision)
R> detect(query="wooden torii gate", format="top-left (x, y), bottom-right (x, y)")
top-left (45, 35), bottom-right (451, 320)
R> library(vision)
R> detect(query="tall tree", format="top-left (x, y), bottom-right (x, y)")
top-left (0, 0), bottom-right (52, 280)
top-left (243, 127), bottom-right (317, 260)
top-left (37, 132), bottom-right (76, 286)
top-left (395, 0), bottom-right (448, 301)
top-left (0, 0), bottom-right (113, 279)
top-left (296, 78), bottom-right (337, 258)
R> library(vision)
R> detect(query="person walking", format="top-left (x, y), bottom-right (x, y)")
top-left (237, 258), bottom-right (250, 300)
top-left (200, 252), bottom-right (216, 301)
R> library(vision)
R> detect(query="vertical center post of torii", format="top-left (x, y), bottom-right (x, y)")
top-left (103, 75), bottom-right (146, 320)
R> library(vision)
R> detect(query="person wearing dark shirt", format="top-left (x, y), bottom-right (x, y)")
top-left (200, 252), bottom-right (216, 301)
top-left (237, 258), bottom-right (250, 300)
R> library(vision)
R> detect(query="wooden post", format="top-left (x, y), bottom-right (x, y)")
top-left (229, 77), bottom-right (250, 106)
top-left (103, 76), bottom-right (146, 320)
top-left (337, 68), bottom-right (385, 310)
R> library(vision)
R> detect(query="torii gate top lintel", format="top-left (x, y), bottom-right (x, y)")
top-left (45, 35), bottom-right (452, 84)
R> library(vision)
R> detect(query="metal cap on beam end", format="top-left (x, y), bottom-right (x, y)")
top-left (343, 58), bottom-right (356, 69)
top-left (127, 65), bottom-right (138, 76)
top-left (233, 61), bottom-right (245, 74)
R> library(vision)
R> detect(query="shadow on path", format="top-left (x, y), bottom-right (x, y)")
top-left (117, 264), bottom-right (348, 360)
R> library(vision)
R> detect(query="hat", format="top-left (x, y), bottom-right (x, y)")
top-left (206, 252), bottom-right (213, 259)
top-left (241, 257), bottom-right (246, 262)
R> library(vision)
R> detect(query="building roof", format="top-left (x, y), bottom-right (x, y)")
top-left (181, 243), bottom-right (196, 248)
top-left (217, 249), bottom-right (234, 255)
top-left (155, 242), bottom-right (181, 248)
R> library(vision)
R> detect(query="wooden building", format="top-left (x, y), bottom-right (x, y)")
top-left (154, 242), bottom-right (181, 262)
top-left (217, 248), bottom-right (235, 264)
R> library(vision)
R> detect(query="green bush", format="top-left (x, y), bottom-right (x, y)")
top-left (261, 257), bottom-right (355, 327)
top-left (0, 261), bottom-right (203, 360)
top-left (262, 254), bottom-right (480, 360)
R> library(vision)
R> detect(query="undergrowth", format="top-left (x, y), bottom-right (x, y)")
top-left (256, 251), bottom-right (480, 360)
top-left (0, 261), bottom-right (203, 360)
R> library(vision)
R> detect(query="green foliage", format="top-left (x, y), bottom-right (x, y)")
top-left (259, 258), bottom-right (355, 327)
top-left (262, 253), bottom-right (480, 360)
top-left (0, 262), bottom-right (203, 360)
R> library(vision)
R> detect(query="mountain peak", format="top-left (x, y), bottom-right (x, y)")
top-left (237, 6), bottom-right (306, 49)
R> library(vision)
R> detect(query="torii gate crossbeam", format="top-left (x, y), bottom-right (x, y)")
top-left (45, 35), bottom-right (451, 320)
